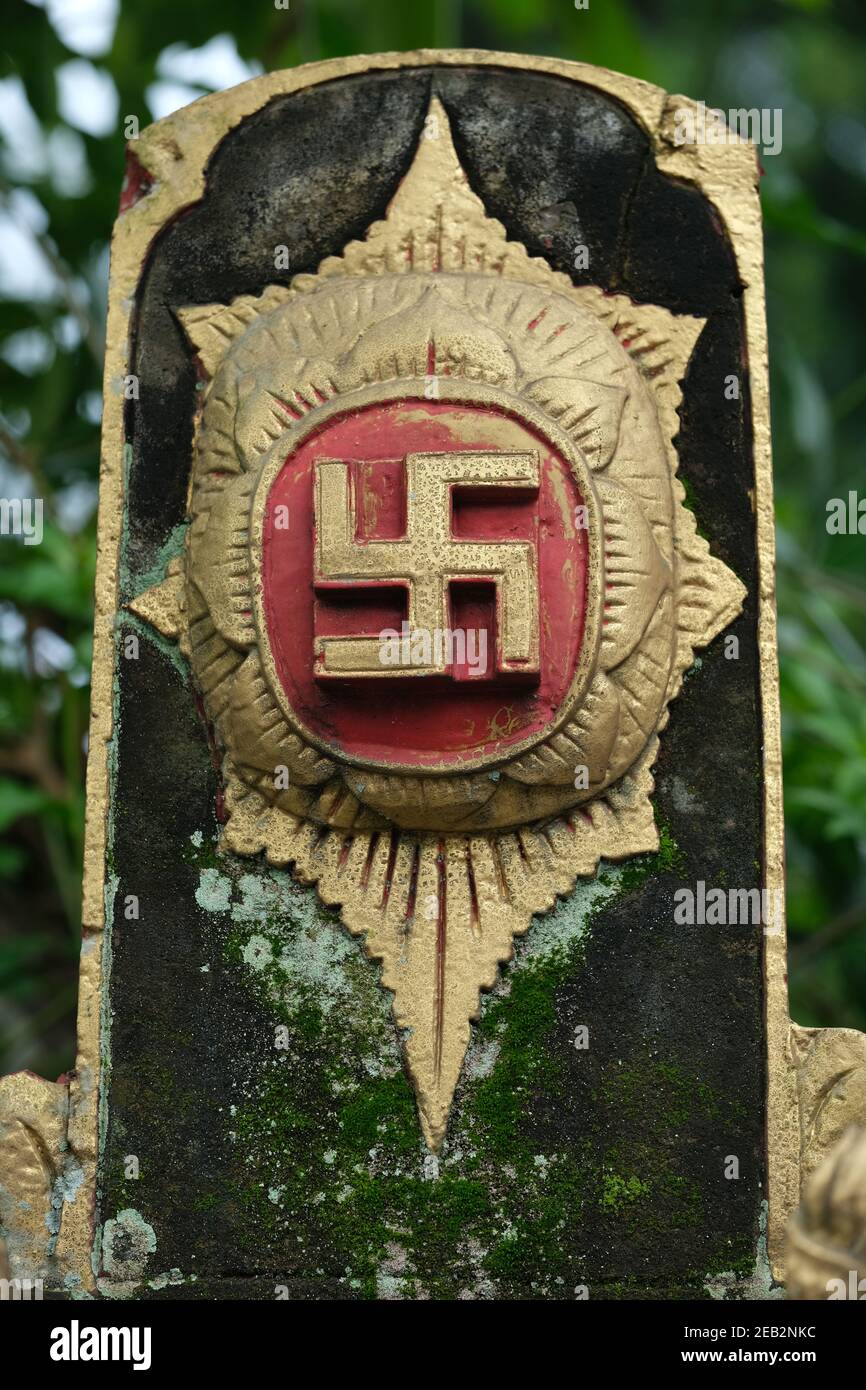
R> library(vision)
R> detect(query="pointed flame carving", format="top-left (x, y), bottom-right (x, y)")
top-left (130, 98), bottom-right (745, 1151)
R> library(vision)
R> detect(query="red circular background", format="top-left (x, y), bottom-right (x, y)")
top-left (261, 399), bottom-right (588, 769)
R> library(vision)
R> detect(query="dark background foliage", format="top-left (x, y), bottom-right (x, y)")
top-left (0, 0), bottom-right (864, 1079)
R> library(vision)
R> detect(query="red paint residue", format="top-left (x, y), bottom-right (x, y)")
top-left (435, 839), bottom-right (447, 1077)
top-left (261, 398), bottom-right (589, 769)
top-left (272, 394), bottom-right (304, 421)
top-left (119, 147), bottom-right (154, 213)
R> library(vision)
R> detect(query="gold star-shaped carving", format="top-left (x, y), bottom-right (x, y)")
top-left (132, 99), bottom-right (745, 1150)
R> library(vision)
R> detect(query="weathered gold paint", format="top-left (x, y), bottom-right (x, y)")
top-left (0, 50), bottom-right (858, 1291)
top-left (314, 449), bottom-right (541, 679)
top-left (786, 1125), bottom-right (866, 1299)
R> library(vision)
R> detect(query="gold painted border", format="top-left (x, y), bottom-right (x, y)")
top-left (20, 49), bottom-right (791, 1291)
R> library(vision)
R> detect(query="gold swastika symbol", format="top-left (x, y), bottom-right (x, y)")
top-left (314, 450), bottom-right (540, 679)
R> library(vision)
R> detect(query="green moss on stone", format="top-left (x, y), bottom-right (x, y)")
top-left (177, 851), bottom-right (752, 1297)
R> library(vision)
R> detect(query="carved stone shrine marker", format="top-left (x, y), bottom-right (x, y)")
top-left (3, 50), bottom-right (864, 1301)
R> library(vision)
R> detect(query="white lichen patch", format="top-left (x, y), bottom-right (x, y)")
top-left (422, 1154), bottom-right (440, 1181)
top-left (195, 867), bottom-right (232, 913)
top-left (242, 935), bottom-right (274, 971)
top-left (462, 1037), bottom-right (500, 1081)
top-left (204, 865), bottom-right (401, 1070)
top-left (516, 867), bottom-right (623, 966)
top-left (148, 1267), bottom-right (185, 1290)
top-left (704, 1201), bottom-right (784, 1300)
top-left (668, 775), bottom-right (703, 817)
top-left (98, 1208), bottom-right (157, 1298)
top-left (376, 1272), bottom-right (409, 1299)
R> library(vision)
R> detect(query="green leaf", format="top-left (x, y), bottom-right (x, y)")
top-left (0, 779), bottom-right (54, 831)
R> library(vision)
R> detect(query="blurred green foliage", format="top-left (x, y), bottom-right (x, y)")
top-left (0, 0), bottom-right (864, 1076)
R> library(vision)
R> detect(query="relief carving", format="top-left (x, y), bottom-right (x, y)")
top-left (133, 99), bottom-right (746, 1149)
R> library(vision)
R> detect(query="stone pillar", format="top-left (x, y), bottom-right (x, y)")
top-left (3, 51), bottom-right (863, 1301)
